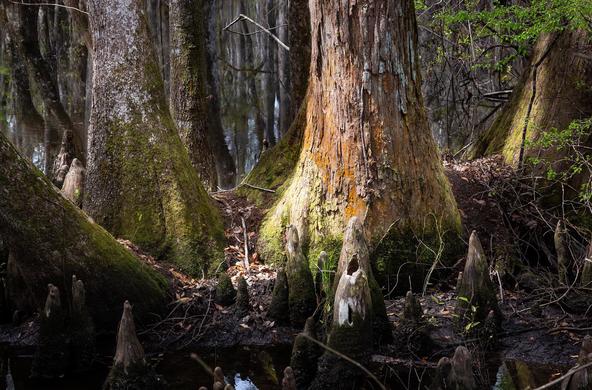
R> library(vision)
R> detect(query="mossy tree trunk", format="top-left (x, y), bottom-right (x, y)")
top-left (258, 0), bottom-right (462, 279)
top-left (169, 0), bottom-right (217, 191)
top-left (0, 131), bottom-right (167, 330)
top-left (470, 30), bottom-right (592, 170)
top-left (84, 0), bottom-right (225, 275)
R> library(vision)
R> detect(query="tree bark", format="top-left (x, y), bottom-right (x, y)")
top-left (287, 0), bottom-right (310, 115)
top-left (204, 0), bottom-right (237, 189)
top-left (0, 131), bottom-right (167, 330)
top-left (84, 0), bottom-right (225, 275)
top-left (258, 0), bottom-right (462, 283)
top-left (263, 0), bottom-right (277, 147)
top-left (169, 0), bottom-right (217, 191)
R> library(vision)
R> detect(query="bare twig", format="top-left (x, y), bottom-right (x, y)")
top-left (241, 217), bottom-right (250, 274)
top-left (8, 0), bottom-right (88, 15)
top-left (223, 13), bottom-right (289, 51)
top-left (533, 361), bottom-right (592, 390)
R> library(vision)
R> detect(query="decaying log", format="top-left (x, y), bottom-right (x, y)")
top-left (561, 335), bottom-right (592, 390)
top-left (455, 231), bottom-right (501, 327)
top-left (235, 276), bottom-right (250, 317)
top-left (268, 269), bottom-right (290, 324)
top-left (215, 273), bottom-right (236, 306)
top-left (282, 366), bottom-right (297, 390)
top-left (290, 317), bottom-right (320, 390)
top-left (31, 284), bottom-right (68, 378)
top-left (104, 301), bottom-right (164, 389)
top-left (333, 217), bottom-right (392, 344)
top-left (285, 226), bottom-right (316, 327)
top-left (555, 219), bottom-right (569, 284)
top-left (61, 158), bottom-right (86, 207)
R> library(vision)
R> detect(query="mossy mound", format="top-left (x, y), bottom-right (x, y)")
top-left (215, 273), bottom-right (236, 306)
top-left (268, 270), bottom-right (290, 324)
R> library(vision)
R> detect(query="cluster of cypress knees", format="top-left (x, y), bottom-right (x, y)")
top-left (27, 217), bottom-right (592, 389)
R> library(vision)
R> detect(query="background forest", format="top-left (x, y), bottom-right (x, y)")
top-left (0, 0), bottom-right (592, 389)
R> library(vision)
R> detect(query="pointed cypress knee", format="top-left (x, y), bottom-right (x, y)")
top-left (430, 346), bottom-right (476, 390)
top-left (282, 366), bottom-right (297, 390)
top-left (103, 301), bottom-right (164, 390)
top-left (555, 220), bottom-right (569, 284)
top-left (269, 269), bottom-right (290, 324)
top-left (61, 158), bottom-right (86, 207)
top-left (285, 226), bottom-right (316, 327)
top-left (309, 256), bottom-right (373, 389)
top-left (70, 275), bottom-right (96, 373)
top-left (31, 284), bottom-right (69, 378)
top-left (455, 231), bottom-right (501, 328)
top-left (333, 217), bottom-right (392, 344)
top-left (394, 291), bottom-right (432, 355)
top-left (562, 335), bottom-right (592, 390)
top-left (403, 291), bottom-right (423, 323)
top-left (581, 236), bottom-right (592, 287)
top-left (235, 276), bottom-right (250, 317)
top-left (290, 317), bottom-right (321, 390)
top-left (215, 273), bottom-right (236, 306)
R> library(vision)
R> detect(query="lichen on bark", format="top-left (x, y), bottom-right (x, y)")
top-left (84, 0), bottom-right (225, 276)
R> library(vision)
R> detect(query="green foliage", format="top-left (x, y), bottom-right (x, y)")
top-left (526, 117), bottom-right (592, 207)
top-left (435, 0), bottom-right (592, 73)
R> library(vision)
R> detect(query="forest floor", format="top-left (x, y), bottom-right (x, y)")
top-left (1, 156), bottom-right (589, 387)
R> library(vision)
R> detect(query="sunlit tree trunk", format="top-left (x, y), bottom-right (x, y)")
top-left (84, 0), bottom-right (225, 275)
top-left (259, 0), bottom-right (462, 284)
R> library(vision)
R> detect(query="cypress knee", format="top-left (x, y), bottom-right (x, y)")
top-left (285, 226), bottom-right (316, 327)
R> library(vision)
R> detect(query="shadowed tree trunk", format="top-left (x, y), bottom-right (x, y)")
top-left (258, 0), bottom-right (462, 284)
top-left (277, 0), bottom-right (291, 136)
top-left (84, 0), bottom-right (225, 275)
top-left (204, 0), bottom-right (236, 189)
top-left (263, 0), bottom-right (277, 147)
top-left (169, 0), bottom-right (217, 191)
top-left (287, 0), bottom-right (310, 115)
top-left (0, 131), bottom-right (167, 330)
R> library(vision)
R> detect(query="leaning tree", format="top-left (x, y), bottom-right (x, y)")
top-left (257, 0), bottom-right (462, 286)
top-left (84, 0), bottom-right (224, 275)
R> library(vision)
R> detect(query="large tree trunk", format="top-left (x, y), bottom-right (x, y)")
top-left (0, 131), bottom-right (167, 330)
top-left (169, 0), bottom-right (217, 191)
top-left (258, 0), bottom-right (461, 286)
top-left (84, 0), bottom-right (225, 275)
top-left (470, 30), bottom-right (592, 171)
top-left (204, 0), bottom-right (236, 189)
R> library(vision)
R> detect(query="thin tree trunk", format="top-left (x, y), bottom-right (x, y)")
top-left (287, 0), bottom-right (310, 115)
top-left (84, 0), bottom-right (225, 275)
top-left (169, 0), bottom-right (217, 191)
top-left (277, 0), bottom-right (291, 136)
top-left (204, 0), bottom-right (236, 189)
top-left (263, 0), bottom-right (277, 147)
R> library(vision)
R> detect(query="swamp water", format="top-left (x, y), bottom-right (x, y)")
top-left (0, 346), bottom-right (567, 389)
